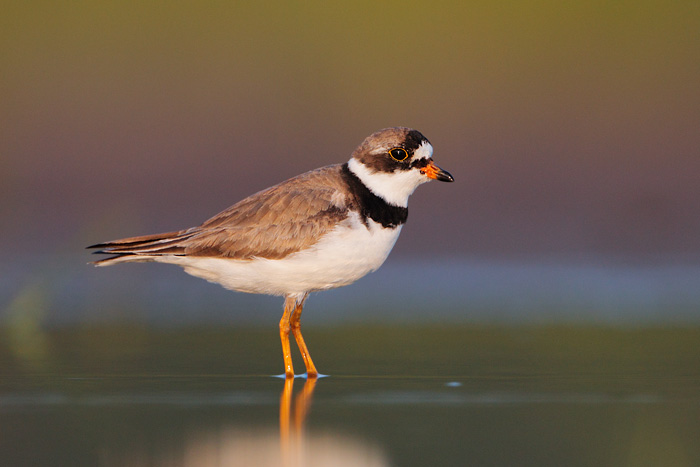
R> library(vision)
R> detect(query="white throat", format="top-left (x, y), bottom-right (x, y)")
top-left (347, 156), bottom-right (430, 208)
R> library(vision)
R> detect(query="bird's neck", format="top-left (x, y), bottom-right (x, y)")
top-left (346, 158), bottom-right (425, 208)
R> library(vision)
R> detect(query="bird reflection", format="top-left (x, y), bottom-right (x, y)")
top-left (280, 376), bottom-right (318, 466)
top-left (97, 375), bottom-right (388, 466)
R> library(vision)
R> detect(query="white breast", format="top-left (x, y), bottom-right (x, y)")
top-left (160, 212), bottom-right (402, 296)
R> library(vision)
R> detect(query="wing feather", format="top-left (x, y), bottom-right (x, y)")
top-left (88, 165), bottom-right (351, 264)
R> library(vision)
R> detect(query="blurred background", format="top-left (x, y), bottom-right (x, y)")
top-left (2, 1), bottom-right (699, 327)
top-left (2, 4), bottom-right (700, 465)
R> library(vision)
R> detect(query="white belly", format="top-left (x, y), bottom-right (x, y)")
top-left (160, 213), bottom-right (402, 296)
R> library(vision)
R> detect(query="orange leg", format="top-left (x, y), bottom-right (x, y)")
top-left (289, 294), bottom-right (318, 378)
top-left (279, 297), bottom-right (296, 377)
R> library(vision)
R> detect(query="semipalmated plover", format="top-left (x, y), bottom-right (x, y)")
top-left (88, 127), bottom-right (453, 377)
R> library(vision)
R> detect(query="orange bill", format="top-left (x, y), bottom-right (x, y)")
top-left (421, 162), bottom-right (454, 182)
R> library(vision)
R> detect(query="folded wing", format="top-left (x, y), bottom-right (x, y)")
top-left (88, 165), bottom-right (349, 265)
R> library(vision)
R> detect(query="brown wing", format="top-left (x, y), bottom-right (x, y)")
top-left (88, 165), bottom-right (350, 263)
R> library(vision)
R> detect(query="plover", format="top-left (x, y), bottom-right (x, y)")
top-left (88, 127), bottom-right (453, 377)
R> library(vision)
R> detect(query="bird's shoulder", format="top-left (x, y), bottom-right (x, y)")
top-left (200, 164), bottom-right (350, 229)
top-left (183, 164), bottom-right (353, 259)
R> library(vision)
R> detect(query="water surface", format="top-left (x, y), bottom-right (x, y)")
top-left (1, 325), bottom-right (699, 466)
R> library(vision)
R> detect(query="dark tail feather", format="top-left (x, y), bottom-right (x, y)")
top-left (87, 230), bottom-right (187, 250)
top-left (87, 229), bottom-right (198, 266)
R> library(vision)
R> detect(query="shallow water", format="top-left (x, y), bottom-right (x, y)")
top-left (1, 325), bottom-right (699, 466)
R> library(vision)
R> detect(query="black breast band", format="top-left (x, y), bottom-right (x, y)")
top-left (340, 163), bottom-right (408, 229)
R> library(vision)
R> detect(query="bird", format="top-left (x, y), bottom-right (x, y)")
top-left (88, 127), bottom-right (453, 378)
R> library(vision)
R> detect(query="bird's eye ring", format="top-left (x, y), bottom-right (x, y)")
top-left (389, 148), bottom-right (409, 161)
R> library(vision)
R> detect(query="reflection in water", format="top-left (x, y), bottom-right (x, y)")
top-left (3, 326), bottom-right (698, 466)
top-left (99, 377), bottom-right (388, 467)
top-left (102, 428), bottom-right (388, 467)
top-left (279, 376), bottom-right (317, 467)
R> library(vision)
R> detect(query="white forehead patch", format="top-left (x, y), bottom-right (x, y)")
top-left (413, 141), bottom-right (433, 161)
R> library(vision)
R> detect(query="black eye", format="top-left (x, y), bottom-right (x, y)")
top-left (389, 148), bottom-right (409, 161)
